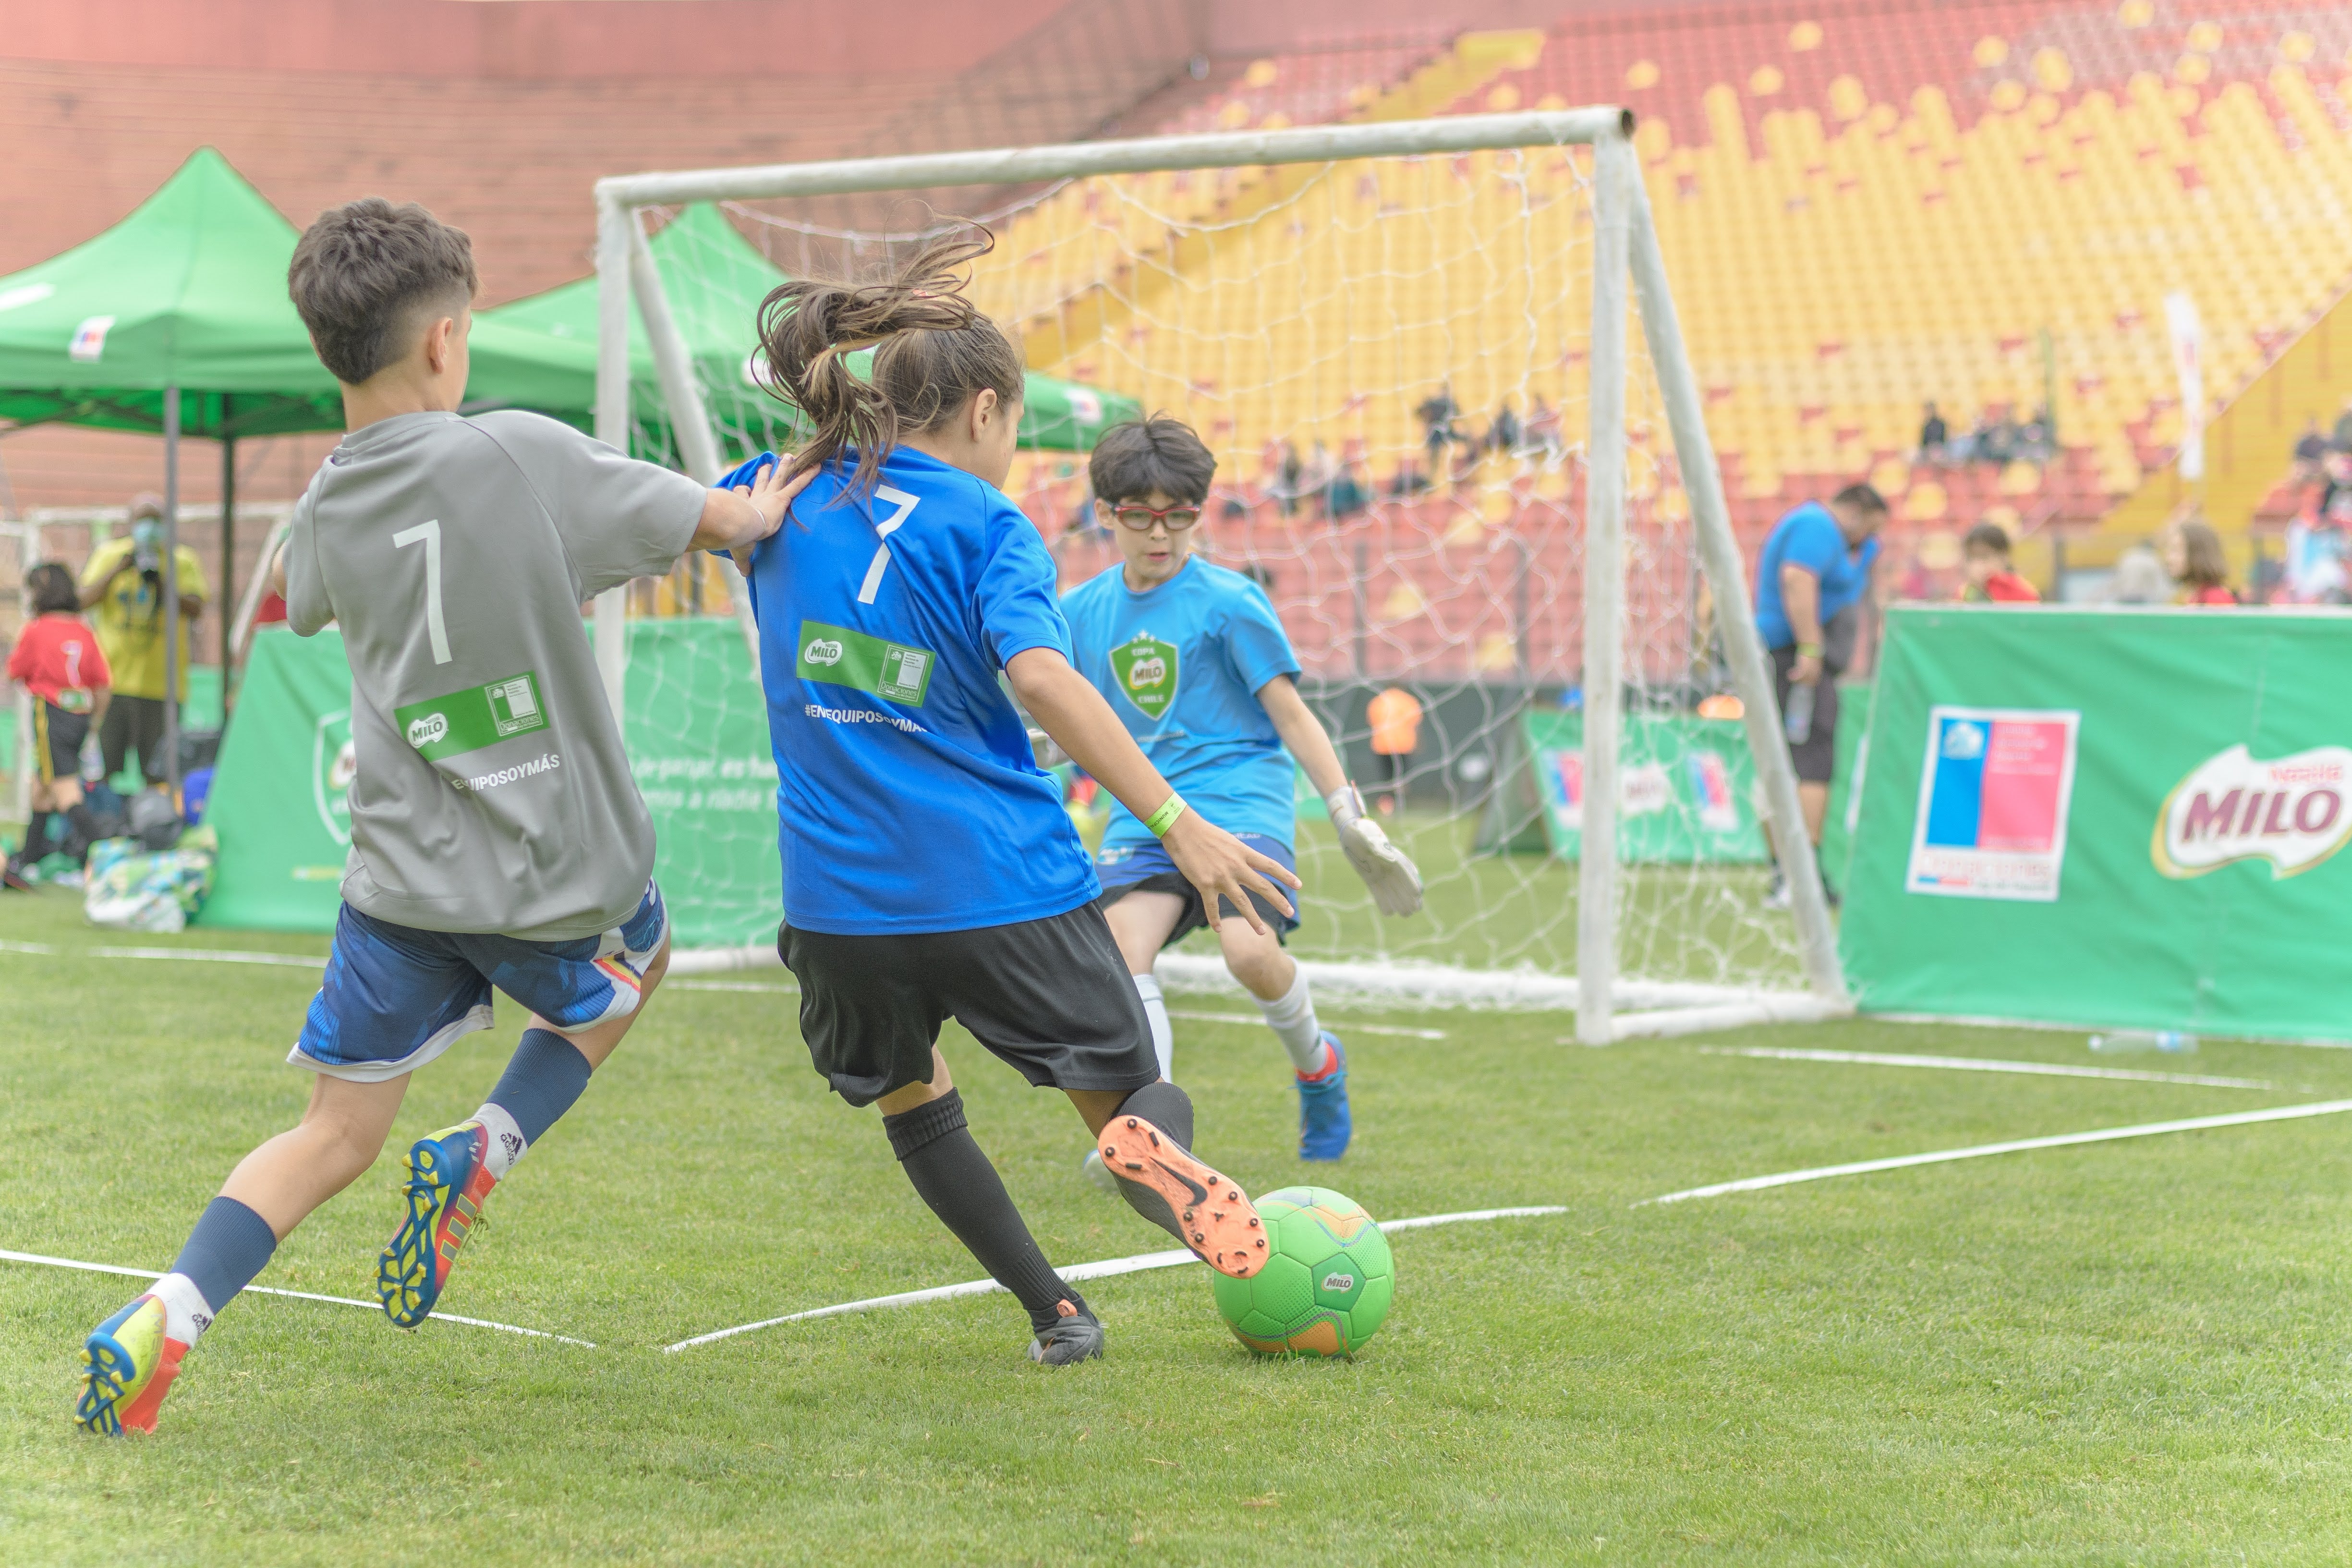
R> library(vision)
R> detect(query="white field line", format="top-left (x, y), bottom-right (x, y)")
top-left (662, 1203), bottom-right (1567, 1353)
top-left (0, 1247), bottom-right (595, 1347)
top-left (1165, 1009), bottom-right (1448, 1040)
top-left (1701, 1045), bottom-right (2287, 1091)
top-left (0, 939), bottom-right (325, 969)
top-left (1640, 1098), bottom-right (2352, 1206)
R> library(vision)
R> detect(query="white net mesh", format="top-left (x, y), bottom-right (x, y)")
top-left (622, 138), bottom-right (1811, 1005)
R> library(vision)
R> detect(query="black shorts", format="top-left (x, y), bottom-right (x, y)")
top-left (99, 694), bottom-right (168, 783)
top-left (777, 903), bottom-right (1162, 1108)
top-left (35, 703), bottom-right (90, 784)
top-left (1769, 644), bottom-right (1842, 784)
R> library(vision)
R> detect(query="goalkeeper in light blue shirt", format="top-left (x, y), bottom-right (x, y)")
top-left (1061, 417), bottom-right (1423, 1167)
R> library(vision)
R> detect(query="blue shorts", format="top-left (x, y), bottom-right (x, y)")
top-left (289, 882), bottom-right (670, 1082)
top-left (1093, 832), bottom-right (1300, 948)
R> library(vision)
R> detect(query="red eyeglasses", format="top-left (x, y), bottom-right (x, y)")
top-left (1110, 502), bottom-right (1202, 532)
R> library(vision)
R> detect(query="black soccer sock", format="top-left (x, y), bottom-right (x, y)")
top-left (1105, 1081), bottom-right (1197, 1242)
top-left (884, 1090), bottom-right (1083, 1335)
top-left (61, 802), bottom-right (101, 861)
top-left (13, 813), bottom-right (54, 867)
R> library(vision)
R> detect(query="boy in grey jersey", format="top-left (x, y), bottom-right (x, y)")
top-left (73, 198), bottom-right (805, 1436)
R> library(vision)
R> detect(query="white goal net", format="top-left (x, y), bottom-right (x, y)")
top-left (596, 110), bottom-right (1846, 1040)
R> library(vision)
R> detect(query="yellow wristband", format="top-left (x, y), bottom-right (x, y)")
top-left (1144, 793), bottom-right (1188, 837)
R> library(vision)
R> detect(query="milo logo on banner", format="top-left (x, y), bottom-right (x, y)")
top-left (2153, 743), bottom-right (2352, 879)
top-left (1110, 632), bottom-right (1178, 721)
top-left (312, 709), bottom-right (356, 846)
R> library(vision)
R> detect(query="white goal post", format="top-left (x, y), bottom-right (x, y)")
top-left (590, 108), bottom-right (1849, 1041)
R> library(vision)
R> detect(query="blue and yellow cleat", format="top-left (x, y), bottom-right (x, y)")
top-left (77, 1293), bottom-right (185, 1434)
top-left (1296, 1032), bottom-right (1352, 1161)
top-left (378, 1121), bottom-right (499, 1328)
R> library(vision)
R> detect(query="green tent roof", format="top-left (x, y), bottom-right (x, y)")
top-left (0, 147), bottom-right (593, 440)
top-left (479, 202), bottom-right (1135, 456)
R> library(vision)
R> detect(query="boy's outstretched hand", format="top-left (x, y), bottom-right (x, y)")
top-left (1326, 784), bottom-right (1424, 916)
top-left (1160, 808), bottom-right (1300, 939)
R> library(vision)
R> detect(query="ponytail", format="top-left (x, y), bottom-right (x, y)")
top-left (754, 228), bottom-right (1026, 500)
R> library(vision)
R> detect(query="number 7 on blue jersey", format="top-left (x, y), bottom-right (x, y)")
top-left (857, 486), bottom-right (921, 604)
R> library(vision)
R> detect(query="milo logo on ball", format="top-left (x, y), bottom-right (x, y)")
top-left (1320, 1271), bottom-right (1356, 1294)
top-left (1110, 632), bottom-right (1179, 721)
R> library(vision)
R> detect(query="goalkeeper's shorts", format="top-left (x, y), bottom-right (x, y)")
top-left (1092, 832), bottom-right (1300, 948)
top-left (289, 882), bottom-right (668, 1082)
top-left (778, 900), bottom-right (1161, 1108)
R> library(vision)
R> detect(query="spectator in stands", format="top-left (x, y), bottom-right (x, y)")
top-left (2293, 416), bottom-right (2329, 480)
top-left (2162, 518), bottom-right (2238, 605)
top-left (1986, 410), bottom-right (2023, 466)
top-left (1366, 685), bottom-right (1423, 816)
top-left (1325, 453), bottom-right (1369, 521)
top-left (1918, 402), bottom-right (1949, 462)
top-left (1961, 522), bottom-right (2040, 602)
top-left (1956, 409), bottom-right (1997, 464)
top-left (2107, 541), bottom-right (2174, 604)
top-left (1524, 396), bottom-right (1563, 461)
top-left (78, 493), bottom-right (208, 791)
top-left (2333, 396), bottom-right (2352, 454)
top-left (2020, 404), bottom-right (2053, 462)
top-left (1488, 401), bottom-right (1521, 459)
top-left (1753, 480), bottom-right (1889, 904)
top-left (1415, 383), bottom-right (1461, 481)
top-left (1275, 441), bottom-right (1304, 518)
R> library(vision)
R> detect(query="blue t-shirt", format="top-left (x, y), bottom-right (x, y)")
top-left (1060, 556), bottom-right (1302, 854)
top-left (743, 447), bottom-right (1097, 935)
top-left (1754, 500), bottom-right (1880, 650)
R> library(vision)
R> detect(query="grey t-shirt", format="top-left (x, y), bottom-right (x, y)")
top-left (284, 410), bottom-right (705, 939)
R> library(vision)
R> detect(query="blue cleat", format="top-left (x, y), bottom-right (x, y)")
top-left (378, 1121), bottom-right (500, 1328)
top-left (1296, 1032), bottom-right (1352, 1161)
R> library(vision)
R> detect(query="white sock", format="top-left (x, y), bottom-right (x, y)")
top-left (151, 1271), bottom-right (215, 1346)
top-left (471, 1101), bottom-right (527, 1180)
top-left (1257, 967), bottom-right (1328, 1075)
top-left (1133, 972), bottom-right (1174, 1081)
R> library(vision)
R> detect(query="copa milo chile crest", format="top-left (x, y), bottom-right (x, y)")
top-left (1110, 631), bottom-right (1179, 722)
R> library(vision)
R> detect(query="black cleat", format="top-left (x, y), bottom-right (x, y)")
top-left (1028, 1298), bottom-right (1103, 1366)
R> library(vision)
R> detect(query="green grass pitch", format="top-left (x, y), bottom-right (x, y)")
top-left (6, 888), bottom-right (2352, 1563)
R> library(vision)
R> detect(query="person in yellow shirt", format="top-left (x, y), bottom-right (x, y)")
top-left (77, 494), bottom-right (208, 786)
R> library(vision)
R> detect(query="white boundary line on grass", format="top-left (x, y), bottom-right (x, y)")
top-left (1640, 1098), bottom-right (2352, 1205)
top-left (660, 1204), bottom-right (1568, 1353)
top-left (1700, 1045), bottom-right (2285, 1091)
top-left (0, 939), bottom-right (326, 969)
top-left (0, 1247), bottom-right (596, 1347)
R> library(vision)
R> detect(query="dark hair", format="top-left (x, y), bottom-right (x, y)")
top-left (26, 562), bottom-right (78, 615)
top-left (1963, 522), bottom-right (2012, 557)
top-left (289, 198), bottom-right (478, 384)
top-left (1088, 414), bottom-right (1217, 507)
top-left (1831, 481), bottom-right (1889, 517)
top-left (755, 230), bottom-right (1025, 500)
top-left (2173, 518), bottom-right (2229, 588)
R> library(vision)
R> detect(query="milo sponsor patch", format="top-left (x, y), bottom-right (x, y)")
top-left (1110, 632), bottom-right (1178, 721)
top-left (393, 670), bottom-right (550, 764)
top-left (795, 620), bottom-right (934, 706)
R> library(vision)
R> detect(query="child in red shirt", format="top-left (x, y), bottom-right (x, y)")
top-left (6, 562), bottom-right (112, 885)
top-left (1962, 522), bottom-right (2042, 603)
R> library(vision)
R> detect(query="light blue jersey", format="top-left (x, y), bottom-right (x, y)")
top-left (741, 447), bottom-right (1097, 935)
top-left (1061, 556), bottom-right (1301, 854)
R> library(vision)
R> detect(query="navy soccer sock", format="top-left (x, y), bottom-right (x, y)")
top-left (154, 1196), bottom-right (279, 1344)
top-left (470, 1028), bottom-right (595, 1179)
top-left (884, 1090), bottom-right (1084, 1336)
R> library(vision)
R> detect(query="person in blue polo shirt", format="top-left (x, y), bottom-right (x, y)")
top-left (730, 233), bottom-right (1302, 1368)
top-left (1061, 416), bottom-right (1422, 1169)
top-left (1753, 480), bottom-right (1888, 903)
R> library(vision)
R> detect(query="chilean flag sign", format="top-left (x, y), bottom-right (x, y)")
top-left (1904, 706), bottom-right (2081, 901)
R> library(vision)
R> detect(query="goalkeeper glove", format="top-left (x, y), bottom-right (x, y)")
top-left (1326, 784), bottom-right (1424, 917)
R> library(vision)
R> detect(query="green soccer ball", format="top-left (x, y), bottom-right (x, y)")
top-left (1211, 1186), bottom-right (1394, 1357)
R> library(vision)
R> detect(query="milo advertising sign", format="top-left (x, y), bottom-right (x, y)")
top-left (1110, 632), bottom-right (1178, 721)
top-left (1842, 606), bottom-right (2352, 1043)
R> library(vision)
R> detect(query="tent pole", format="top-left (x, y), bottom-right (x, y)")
top-left (162, 385), bottom-right (182, 796)
top-left (220, 415), bottom-right (237, 687)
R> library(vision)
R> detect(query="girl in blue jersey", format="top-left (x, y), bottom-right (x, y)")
top-left (735, 233), bottom-right (1299, 1365)
top-left (1060, 417), bottom-right (1423, 1167)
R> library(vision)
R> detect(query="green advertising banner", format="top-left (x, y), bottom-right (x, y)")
top-left (1842, 604), bottom-right (2352, 1042)
top-left (1495, 708), bottom-right (1772, 863)
top-left (199, 619), bottom-right (782, 949)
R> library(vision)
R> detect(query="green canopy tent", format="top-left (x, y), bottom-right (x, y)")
top-left (0, 148), bottom-right (593, 780)
top-left (479, 202), bottom-right (1136, 462)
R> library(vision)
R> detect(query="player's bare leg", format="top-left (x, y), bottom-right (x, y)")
top-left (1216, 918), bottom-right (1350, 1161)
